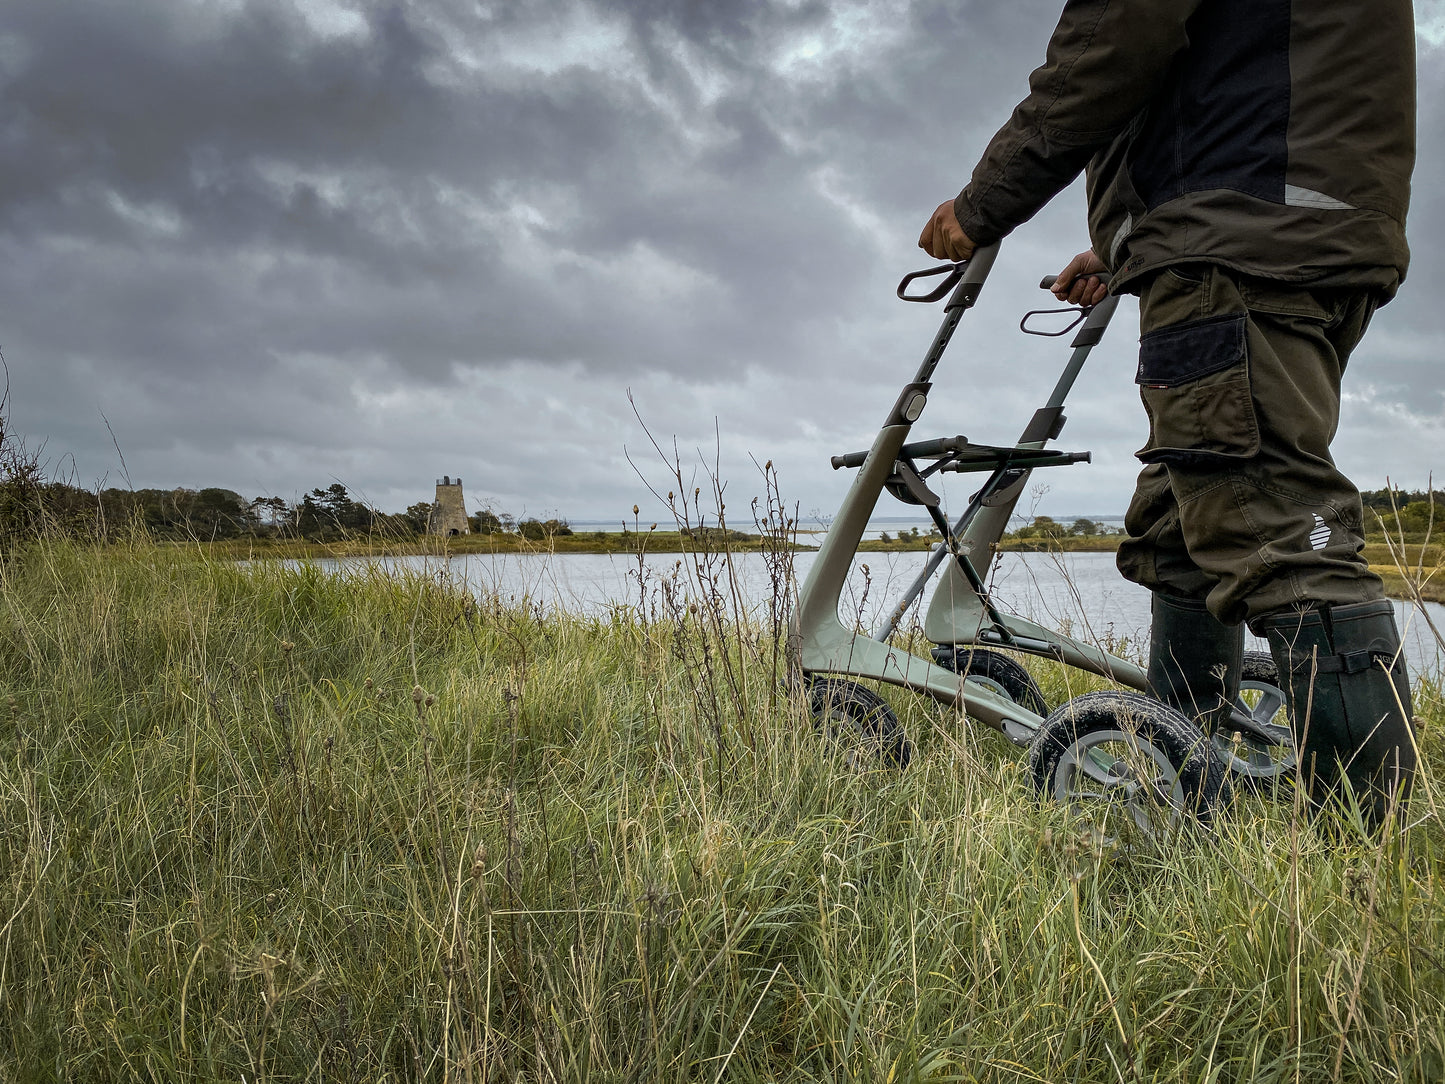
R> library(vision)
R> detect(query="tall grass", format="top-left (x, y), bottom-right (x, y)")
top-left (1, 536), bottom-right (1443, 1082)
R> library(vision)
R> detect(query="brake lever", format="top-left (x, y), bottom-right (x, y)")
top-left (1019, 307), bottom-right (1090, 337)
top-left (1022, 271), bottom-right (1112, 335)
top-left (897, 262), bottom-right (965, 303)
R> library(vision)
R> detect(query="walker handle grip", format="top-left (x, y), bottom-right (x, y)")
top-left (1039, 272), bottom-right (1111, 291)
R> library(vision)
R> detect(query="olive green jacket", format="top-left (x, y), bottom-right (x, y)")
top-left (953, 0), bottom-right (1415, 297)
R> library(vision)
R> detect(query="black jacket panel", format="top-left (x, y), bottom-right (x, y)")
top-left (954, 0), bottom-right (1414, 297)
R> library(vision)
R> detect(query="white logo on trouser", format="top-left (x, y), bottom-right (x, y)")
top-left (1310, 513), bottom-right (1331, 550)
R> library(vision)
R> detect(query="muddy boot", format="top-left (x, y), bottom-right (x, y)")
top-left (1253, 600), bottom-right (1416, 830)
top-left (1147, 592), bottom-right (1243, 735)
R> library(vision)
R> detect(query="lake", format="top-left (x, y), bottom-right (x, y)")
top-left (303, 549), bottom-right (1444, 677)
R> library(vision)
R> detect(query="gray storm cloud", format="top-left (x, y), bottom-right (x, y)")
top-left (2, 0), bottom-right (1441, 517)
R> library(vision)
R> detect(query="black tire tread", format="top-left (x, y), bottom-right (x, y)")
top-left (807, 678), bottom-right (912, 769)
top-left (936, 647), bottom-right (1049, 717)
top-left (1028, 690), bottom-right (1230, 824)
top-left (1241, 650), bottom-right (1279, 685)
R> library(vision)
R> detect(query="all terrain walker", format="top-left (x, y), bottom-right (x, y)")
top-left (791, 243), bottom-right (1294, 826)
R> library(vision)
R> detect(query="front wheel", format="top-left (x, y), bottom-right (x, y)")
top-left (1029, 691), bottom-right (1230, 833)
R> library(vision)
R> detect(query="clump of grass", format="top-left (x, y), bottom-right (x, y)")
top-left (1, 536), bottom-right (1443, 1082)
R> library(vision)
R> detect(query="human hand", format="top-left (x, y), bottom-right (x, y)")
top-left (918, 200), bottom-right (976, 262)
top-left (1050, 250), bottom-right (1108, 306)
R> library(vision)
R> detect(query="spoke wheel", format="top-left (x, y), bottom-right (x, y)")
top-left (934, 647), bottom-right (1048, 716)
top-left (807, 679), bottom-right (912, 769)
top-left (1029, 691), bottom-right (1229, 834)
top-left (1211, 651), bottom-right (1296, 794)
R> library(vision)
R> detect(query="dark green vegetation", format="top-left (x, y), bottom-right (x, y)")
top-left (1361, 487), bottom-right (1445, 537)
top-left (0, 477), bottom-right (409, 544)
top-left (3, 536), bottom-right (1445, 1082)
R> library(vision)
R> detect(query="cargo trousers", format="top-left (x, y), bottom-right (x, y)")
top-left (1115, 264), bottom-right (1385, 626)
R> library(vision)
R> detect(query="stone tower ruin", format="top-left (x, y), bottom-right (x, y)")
top-left (431, 476), bottom-right (470, 536)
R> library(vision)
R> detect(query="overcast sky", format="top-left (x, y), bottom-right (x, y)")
top-left (4, 0), bottom-right (1443, 526)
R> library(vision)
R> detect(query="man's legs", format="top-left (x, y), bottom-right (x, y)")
top-left (1117, 265), bottom-right (1415, 826)
top-left (1115, 465), bottom-right (1243, 741)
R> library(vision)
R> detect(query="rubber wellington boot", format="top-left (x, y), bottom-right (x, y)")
top-left (1253, 600), bottom-right (1416, 830)
top-left (1147, 592), bottom-right (1243, 735)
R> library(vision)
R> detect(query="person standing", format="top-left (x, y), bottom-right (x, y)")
top-left (918, 0), bottom-right (1418, 829)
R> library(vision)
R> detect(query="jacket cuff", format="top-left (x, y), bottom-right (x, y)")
top-left (954, 190), bottom-right (1005, 247)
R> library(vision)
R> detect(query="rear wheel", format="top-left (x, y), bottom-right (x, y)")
top-left (1029, 691), bottom-right (1230, 834)
top-left (1211, 651), bottom-right (1295, 794)
top-left (807, 679), bottom-right (912, 769)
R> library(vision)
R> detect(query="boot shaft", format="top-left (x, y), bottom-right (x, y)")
top-left (1253, 599), bottom-right (1416, 829)
top-left (1147, 592), bottom-right (1243, 733)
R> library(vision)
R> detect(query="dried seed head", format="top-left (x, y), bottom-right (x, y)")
top-left (280, 641), bottom-right (294, 653)
top-left (424, 694), bottom-right (436, 707)
top-left (363, 678), bottom-right (373, 690)
top-left (633, 504), bottom-right (640, 516)
top-left (412, 685), bottom-right (425, 704)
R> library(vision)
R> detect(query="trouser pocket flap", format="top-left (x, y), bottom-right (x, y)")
top-left (1137, 312), bottom-right (1246, 386)
top-left (1135, 312), bottom-right (1259, 463)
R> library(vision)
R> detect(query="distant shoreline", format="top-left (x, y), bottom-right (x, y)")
top-left (199, 533), bottom-right (1442, 603)
top-left (200, 531), bottom-right (1128, 559)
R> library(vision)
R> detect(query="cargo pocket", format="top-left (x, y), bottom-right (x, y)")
top-left (1135, 311), bottom-right (1260, 465)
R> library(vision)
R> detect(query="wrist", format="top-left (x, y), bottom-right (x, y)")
top-left (953, 190), bottom-right (1003, 248)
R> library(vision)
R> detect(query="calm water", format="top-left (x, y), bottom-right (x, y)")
top-left (303, 549), bottom-right (1443, 677)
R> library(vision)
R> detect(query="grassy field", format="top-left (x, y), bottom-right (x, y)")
top-left (2, 539), bottom-right (1445, 1082)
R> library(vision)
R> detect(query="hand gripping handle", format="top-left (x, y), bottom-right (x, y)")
top-left (1023, 271), bottom-right (1114, 336)
top-left (1038, 271), bottom-right (1111, 291)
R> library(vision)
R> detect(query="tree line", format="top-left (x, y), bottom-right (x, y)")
top-left (0, 473), bottom-right (571, 545)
